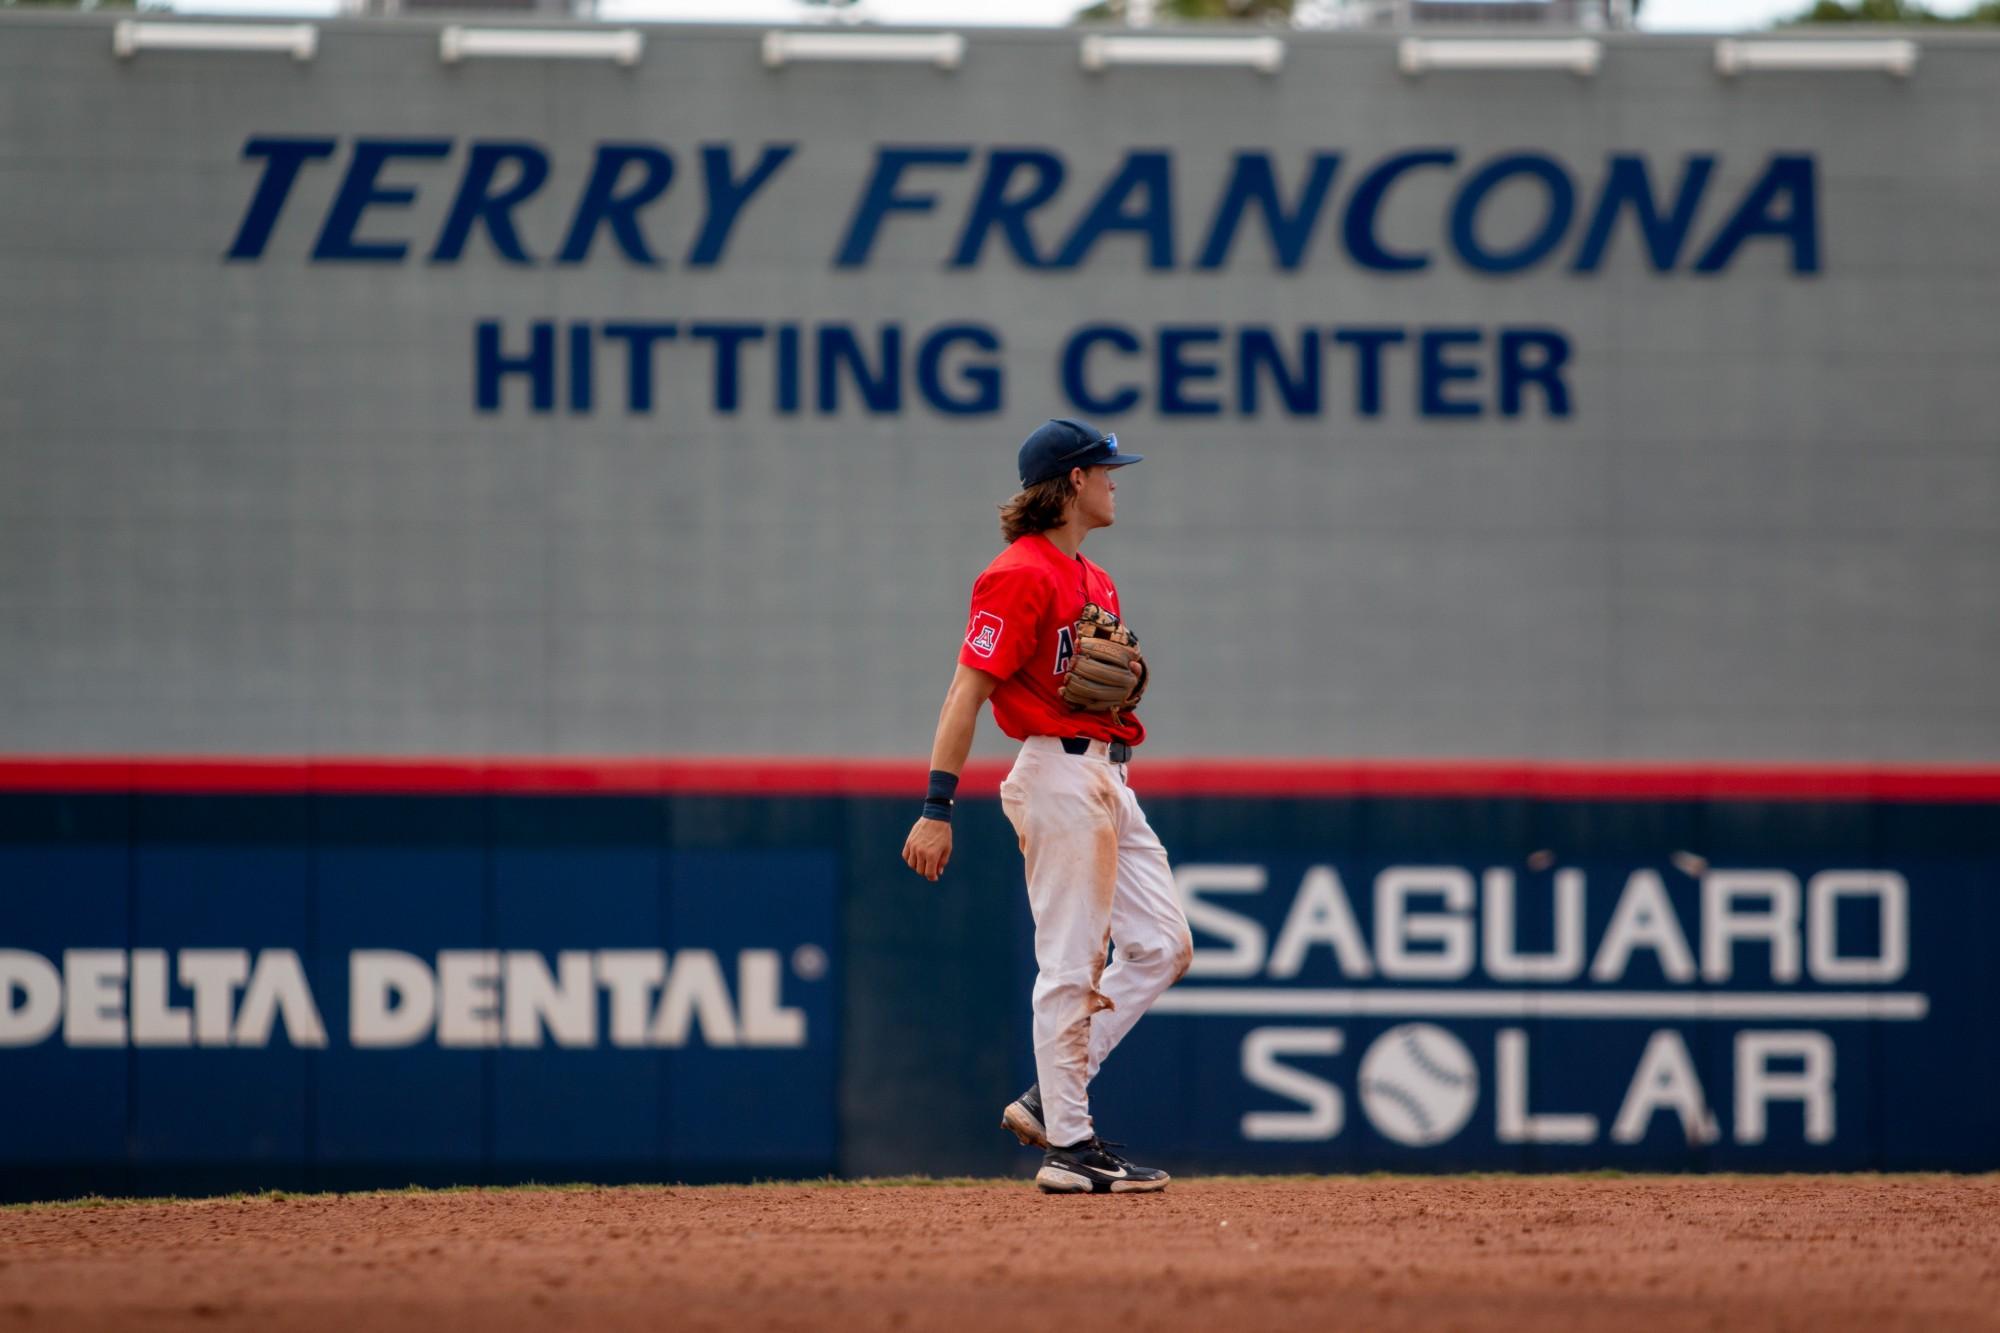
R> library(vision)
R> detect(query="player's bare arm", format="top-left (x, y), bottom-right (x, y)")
top-left (901, 663), bottom-right (999, 882)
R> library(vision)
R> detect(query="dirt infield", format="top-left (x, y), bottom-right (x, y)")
top-left (3, 1176), bottom-right (1997, 1333)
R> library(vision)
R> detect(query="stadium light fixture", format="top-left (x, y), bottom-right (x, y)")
top-left (761, 31), bottom-right (967, 70)
top-left (438, 27), bottom-right (644, 66)
top-left (1714, 39), bottom-right (1918, 77)
top-left (112, 20), bottom-right (317, 61)
top-left (1078, 34), bottom-right (1286, 74)
top-left (1397, 38), bottom-right (1602, 77)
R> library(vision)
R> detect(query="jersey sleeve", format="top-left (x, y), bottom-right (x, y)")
top-left (957, 562), bottom-right (1048, 679)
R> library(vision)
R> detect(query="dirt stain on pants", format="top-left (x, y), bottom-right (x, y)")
top-left (1001, 737), bottom-right (1192, 1149)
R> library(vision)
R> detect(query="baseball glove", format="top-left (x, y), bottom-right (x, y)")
top-left (1060, 603), bottom-right (1148, 713)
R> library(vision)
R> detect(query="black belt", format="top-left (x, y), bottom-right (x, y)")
top-left (1061, 737), bottom-right (1133, 763)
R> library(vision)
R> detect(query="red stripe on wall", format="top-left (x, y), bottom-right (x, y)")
top-left (2, 756), bottom-right (1999, 801)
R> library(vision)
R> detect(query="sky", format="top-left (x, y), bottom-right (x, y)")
top-left (165, 0), bottom-right (1980, 31)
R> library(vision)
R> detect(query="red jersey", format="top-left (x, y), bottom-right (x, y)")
top-left (957, 532), bottom-right (1145, 747)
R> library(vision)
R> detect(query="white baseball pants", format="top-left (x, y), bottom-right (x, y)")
top-left (999, 735), bottom-right (1194, 1149)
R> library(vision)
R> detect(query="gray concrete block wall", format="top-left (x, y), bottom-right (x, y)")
top-left (2, 15), bottom-right (1996, 759)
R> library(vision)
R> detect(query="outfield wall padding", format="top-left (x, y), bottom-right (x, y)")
top-left (3, 761), bottom-right (1994, 1199)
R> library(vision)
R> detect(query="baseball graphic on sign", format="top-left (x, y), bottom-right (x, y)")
top-left (1358, 1023), bottom-right (1479, 1147)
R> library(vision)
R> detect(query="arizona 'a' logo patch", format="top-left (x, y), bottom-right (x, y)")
top-left (966, 611), bottom-right (1004, 658)
top-left (1054, 626), bottom-right (1074, 675)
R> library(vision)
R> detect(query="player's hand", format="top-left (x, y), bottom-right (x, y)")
top-left (902, 818), bottom-right (952, 882)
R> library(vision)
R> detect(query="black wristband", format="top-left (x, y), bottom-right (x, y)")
top-left (921, 769), bottom-right (959, 823)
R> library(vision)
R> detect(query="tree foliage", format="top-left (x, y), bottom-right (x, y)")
top-left (1782, 0), bottom-right (2000, 21)
top-left (1079, 0), bottom-right (1297, 20)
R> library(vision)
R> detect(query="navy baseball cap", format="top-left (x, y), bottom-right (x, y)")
top-left (1017, 418), bottom-right (1143, 487)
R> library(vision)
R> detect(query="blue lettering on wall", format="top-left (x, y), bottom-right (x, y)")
top-left (688, 144), bottom-right (796, 268)
top-left (1498, 329), bottom-right (1572, 418)
top-left (1571, 155), bottom-right (1716, 273)
top-left (1450, 154), bottom-right (1575, 275)
top-left (227, 138), bottom-right (1821, 280)
top-left (1061, 324), bottom-right (1144, 416)
top-left (601, 323), bottom-right (678, 413)
top-left (226, 137), bottom-right (336, 260)
top-left (776, 325), bottom-right (802, 415)
top-left (1693, 155), bottom-right (1820, 274)
top-left (559, 144), bottom-right (675, 266)
top-left (1053, 151), bottom-right (1176, 270)
top-left (432, 142), bottom-right (550, 264)
top-left (951, 150), bottom-right (1067, 269)
top-left (1343, 150), bottom-right (1457, 273)
top-left (1158, 326), bottom-right (1224, 416)
top-left (314, 139), bottom-right (451, 263)
top-left (817, 325), bottom-right (902, 414)
top-left (476, 320), bottom-right (556, 413)
top-left (690, 323), bottom-right (766, 413)
top-left (835, 147), bottom-right (971, 268)
top-left (218, 137), bottom-right (1863, 427)
top-left (472, 319), bottom-right (1572, 421)
top-left (1070, 324), bottom-right (1574, 420)
top-left (1197, 152), bottom-right (1342, 271)
top-left (1237, 329), bottom-right (1322, 416)
top-left (568, 322), bottom-right (593, 413)
top-left (1332, 328), bottom-right (1406, 418)
top-left (1419, 329), bottom-right (1485, 417)
top-left (917, 324), bottom-right (1005, 415)
top-left (472, 320), bottom-right (1006, 418)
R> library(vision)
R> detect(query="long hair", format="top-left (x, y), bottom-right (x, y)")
top-left (998, 474), bottom-right (1076, 543)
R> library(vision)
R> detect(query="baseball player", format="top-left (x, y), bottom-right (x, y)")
top-left (901, 418), bottom-right (1194, 1195)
